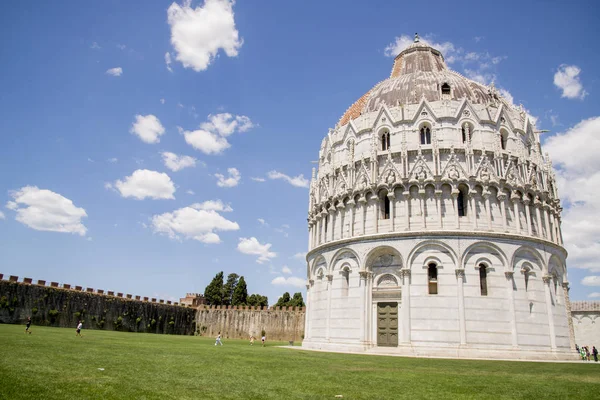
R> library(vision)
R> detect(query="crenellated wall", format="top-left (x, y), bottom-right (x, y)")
top-left (195, 305), bottom-right (305, 341)
top-left (0, 275), bottom-right (196, 335)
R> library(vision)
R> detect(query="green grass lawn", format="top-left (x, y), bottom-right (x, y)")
top-left (0, 324), bottom-right (598, 400)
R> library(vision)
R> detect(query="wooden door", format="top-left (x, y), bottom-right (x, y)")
top-left (377, 302), bottom-right (398, 347)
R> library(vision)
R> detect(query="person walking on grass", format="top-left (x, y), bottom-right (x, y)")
top-left (215, 332), bottom-right (223, 346)
top-left (250, 335), bottom-right (255, 346)
top-left (261, 335), bottom-right (266, 347)
top-left (593, 346), bottom-right (598, 362)
top-left (76, 320), bottom-right (83, 337)
top-left (25, 317), bottom-right (32, 335)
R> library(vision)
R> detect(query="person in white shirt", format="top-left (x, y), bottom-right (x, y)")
top-left (215, 332), bottom-right (223, 346)
top-left (76, 321), bottom-right (83, 337)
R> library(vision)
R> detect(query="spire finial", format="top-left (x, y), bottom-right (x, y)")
top-left (414, 32), bottom-right (420, 43)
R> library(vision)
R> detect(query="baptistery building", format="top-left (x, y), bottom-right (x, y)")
top-left (303, 35), bottom-right (576, 360)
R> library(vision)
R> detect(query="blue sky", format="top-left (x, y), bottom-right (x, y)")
top-left (0, 0), bottom-right (599, 303)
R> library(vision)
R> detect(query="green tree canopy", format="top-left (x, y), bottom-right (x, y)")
top-left (204, 272), bottom-right (224, 305)
top-left (275, 292), bottom-right (305, 307)
top-left (290, 292), bottom-right (305, 307)
top-left (232, 276), bottom-right (248, 306)
top-left (222, 273), bottom-right (239, 306)
top-left (247, 294), bottom-right (268, 307)
top-left (275, 292), bottom-right (291, 307)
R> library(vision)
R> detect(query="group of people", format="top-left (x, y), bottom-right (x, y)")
top-left (576, 344), bottom-right (598, 362)
top-left (214, 332), bottom-right (266, 347)
top-left (24, 317), bottom-right (83, 337)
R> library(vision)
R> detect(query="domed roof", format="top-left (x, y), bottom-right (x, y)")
top-left (338, 35), bottom-right (507, 126)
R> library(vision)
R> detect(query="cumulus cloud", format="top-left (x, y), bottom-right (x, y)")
top-left (215, 167), bottom-right (240, 187)
top-left (267, 170), bottom-right (309, 188)
top-left (545, 117), bottom-right (600, 272)
top-left (251, 177), bottom-right (266, 182)
top-left (589, 292), bottom-right (600, 298)
top-left (554, 65), bottom-right (587, 100)
top-left (271, 276), bottom-right (306, 288)
top-left (160, 98), bottom-right (166, 104)
top-left (292, 252), bottom-right (307, 260)
top-left (0, 211), bottom-right (5, 220)
top-left (384, 34), bottom-right (457, 62)
top-left (167, 0), bottom-right (242, 72)
top-left (183, 113), bottom-right (254, 154)
top-left (190, 199), bottom-right (232, 212)
top-left (161, 152), bottom-right (196, 171)
top-left (107, 157), bottom-right (118, 163)
top-left (6, 186), bottom-right (87, 235)
top-left (581, 276), bottom-right (600, 287)
top-left (282, 266), bottom-right (292, 275)
top-left (257, 218), bottom-right (267, 226)
top-left (111, 169), bottom-right (176, 200)
top-left (186, 189), bottom-right (195, 195)
top-left (165, 52), bottom-right (173, 72)
top-left (152, 204), bottom-right (239, 244)
top-left (106, 67), bottom-right (123, 77)
top-left (130, 114), bottom-right (165, 144)
top-left (237, 237), bottom-right (276, 263)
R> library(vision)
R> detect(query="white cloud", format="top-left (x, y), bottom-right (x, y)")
top-left (251, 177), bottom-right (266, 182)
top-left (267, 170), bottom-right (309, 188)
top-left (545, 117), bottom-right (600, 272)
top-left (183, 129), bottom-right (230, 154)
top-left (498, 88), bottom-right (515, 105)
top-left (282, 266), bottom-right (292, 275)
top-left (581, 276), bottom-right (600, 287)
top-left (106, 67), bottom-right (123, 77)
top-left (165, 52), bottom-right (173, 72)
top-left (167, 0), bottom-right (242, 72)
top-left (107, 157), bottom-right (118, 163)
top-left (7, 186), bottom-right (87, 235)
top-left (271, 276), bottom-right (306, 288)
top-left (160, 98), bottom-right (165, 104)
top-left (215, 167), bottom-right (240, 187)
top-left (152, 203), bottom-right (238, 244)
top-left (90, 42), bottom-right (101, 49)
top-left (588, 292), bottom-right (600, 299)
top-left (554, 65), bottom-right (587, 100)
top-left (200, 113), bottom-right (254, 137)
top-left (257, 218), bottom-right (267, 226)
top-left (186, 189), bottom-right (195, 195)
top-left (117, 44), bottom-right (126, 50)
top-left (130, 114), bottom-right (165, 144)
top-left (0, 211), bottom-right (5, 220)
top-left (292, 252), bottom-right (307, 260)
top-left (237, 237), bottom-right (276, 264)
top-left (161, 152), bottom-right (196, 172)
top-left (384, 34), bottom-right (457, 63)
top-left (112, 169), bottom-right (176, 200)
top-left (190, 199), bottom-right (232, 212)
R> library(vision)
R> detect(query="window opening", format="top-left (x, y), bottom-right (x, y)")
top-left (428, 263), bottom-right (438, 295)
top-left (479, 264), bottom-right (488, 296)
top-left (382, 196), bottom-right (390, 220)
top-left (441, 83), bottom-right (451, 95)
top-left (500, 131), bottom-right (508, 150)
top-left (381, 131), bottom-right (391, 151)
top-left (420, 126), bottom-right (431, 145)
top-left (457, 189), bottom-right (467, 217)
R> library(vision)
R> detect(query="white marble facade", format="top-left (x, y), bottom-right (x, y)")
top-left (302, 36), bottom-right (576, 360)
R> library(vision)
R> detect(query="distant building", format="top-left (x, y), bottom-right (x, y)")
top-left (303, 35), bottom-right (575, 360)
top-left (179, 293), bottom-right (206, 307)
top-left (572, 301), bottom-right (600, 348)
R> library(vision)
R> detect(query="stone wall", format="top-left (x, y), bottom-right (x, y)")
top-left (0, 276), bottom-right (196, 335)
top-left (572, 301), bottom-right (600, 348)
top-left (195, 305), bottom-right (305, 341)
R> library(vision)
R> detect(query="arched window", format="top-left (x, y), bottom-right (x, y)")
top-left (457, 187), bottom-right (467, 217)
top-left (382, 195), bottom-right (390, 220)
top-left (479, 264), bottom-right (488, 296)
top-left (441, 83), bottom-right (451, 96)
top-left (341, 267), bottom-right (350, 297)
top-left (526, 142), bottom-right (532, 156)
top-left (461, 123), bottom-right (472, 144)
top-left (500, 130), bottom-right (508, 150)
top-left (324, 214), bottom-right (329, 238)
top-left (420, 126), bottom-right (431, 145)
top-left (428, 263), bottom-right (438, 295)
top-left (381, 130), bottom-right (390, 151)
top-left (522, 266), bottom-right (530, 291)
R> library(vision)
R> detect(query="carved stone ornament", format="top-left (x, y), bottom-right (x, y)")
top-left (480, 166), bottom-right (490, 182)
top-left (504, 271), bottom-right (514, 279)
top-left (385, 170), bottom-right (396, 185)
top-left (542, 275), bottom-right (553, 284)
top-left (377, 254), bottom-right (394, 267)
top-left (400, 269), bottom-right (411, 277)
top-left (359, 271), bottom-right (370, 279)
top-left (415, 165), bottom-right (427, 180)
top-left (463, 110), bottom-right (470, 117)
top-left (448, 165), bottom-right (460, 181)
top-left (455, 268), bottom-right (465, 278)
top-left (326, 274), bottom-right (333, 282)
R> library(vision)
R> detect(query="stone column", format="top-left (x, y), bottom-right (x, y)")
top-left (451, 190), bottom-right (459, 229)
top-left (359, 196), bottom-right (367, 235)
top-left (456, 269), bottom-right (467, 345)
top-left (534, 199), bottom-right (543, 238)
top-left (337, 202), bottom-right (346, 240)
top-left (523, 198), bottom-right (532, 236)
top-left (403, 191), bottom-right (411, 231)
top-left (400, 269), bottom-right (411, 343)
top-left (359, 271), bottom-right (369, 343)
top-left (469, 193), bottom-right (478, 230)
top-left (347, 200), bottom-right (356, 238)
top-left (419, 189), bottom-right (426, 229)
top-left (388, 192), bottom-right (396, 232)
top-left (435, 190), bottom-right (443, 229)
top-left (543, 204), bottom-right (553, 242)
top-left (304, 280), bottom-right (314, 340)
top-left (498, 193), bottom-right (508, 233)
top-left (319, 214), bottom-right (325, 244)
top-left (505, 271), bottom-right (518, 347)
top-left (511, 192), bottom-right (521, 235)
top-left (554, 215), bottom-right (563, 245)
top-left (483, 190), bottom-right (492, 231)
top-left (562, 282), bottom-right (576, 350)
top-left (543, 275), bottom-right (557, 350)
top-left (373, 199), bottom-right (379, 234)
top-left (325, 274), bottom-right (333, 341)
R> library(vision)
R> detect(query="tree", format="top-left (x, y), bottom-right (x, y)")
top-left (232, 276), bottom-right (248, 306)
top-left (247, 294), bottom-right (268, 307)
top-left (222, 273), bottom-right (239, 305)
top-left (204, 272), bottom-right (224, 305)
top-left (290, 292), bottom-right (305, 307)
top-left (275, 292), bottom-right (291, 307)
